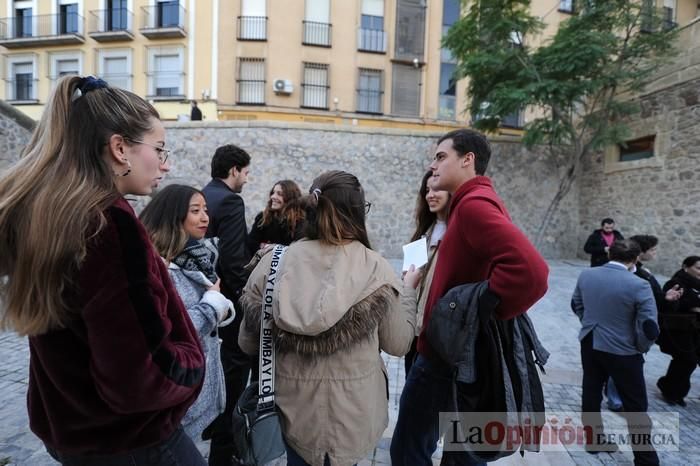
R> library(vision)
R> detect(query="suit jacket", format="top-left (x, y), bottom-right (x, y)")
top-left (202, 179), bottom-right (250, 300)
top-left (571, 262), bottom-right (659, 355)
top-left (583, 229), bottom-right (624, 267)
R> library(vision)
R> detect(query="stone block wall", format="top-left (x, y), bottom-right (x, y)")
top-left (159, 121), bottom-right (577, 259)
top-left (0, 115), bottom-right (577, 261)
top-left (0, 101), bottom-right (33, 172)
top-left (579, 76), bottom-right (700, 276)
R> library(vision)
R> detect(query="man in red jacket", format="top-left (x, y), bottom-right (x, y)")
top-left (391, 129), bottom-right (549, 465)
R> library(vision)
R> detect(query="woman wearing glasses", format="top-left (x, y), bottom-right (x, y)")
top-left (238, 170), bottom-right (416, 466)
top-left (0, 76), bottom-right (206, 465)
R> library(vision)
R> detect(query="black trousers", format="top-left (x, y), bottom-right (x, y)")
top-left (47, 427), bottom-right (205, 466)
top-left (657, 356), bottom-right (698, 400)
top-left (207, 298), bottom-right (257, 466)
top-left (580, 333), bottom-right (659, 466)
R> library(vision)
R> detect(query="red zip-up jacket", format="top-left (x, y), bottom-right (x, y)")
top-left (27, 197), bottom-right (204, 455)
top-left (418, 176), bottom-right (549, 358)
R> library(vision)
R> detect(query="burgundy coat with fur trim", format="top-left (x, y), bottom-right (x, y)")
top-left (27, 197), bottom-right (204, 455)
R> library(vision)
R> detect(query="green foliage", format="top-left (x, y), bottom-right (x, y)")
top-left (443, 0), bottom-right (678, 151)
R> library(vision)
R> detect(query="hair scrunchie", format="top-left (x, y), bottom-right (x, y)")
top-left (71, 76), bottom-right (109, 102)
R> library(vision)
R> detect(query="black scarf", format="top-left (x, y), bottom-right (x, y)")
top-left (172, 239), bottom-right (218, 283)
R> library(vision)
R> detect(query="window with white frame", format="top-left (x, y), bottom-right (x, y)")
top-left (237, 58), bottom-right (265, 104)
top-left (57, 0), bottom-right (80, 34)
top-left (98, 48), bottom-right (132, 90)
top-left (303, 0), bottom-right (330, 46)
top-left (6, 55), bottom-right (36, 101)
top-left (12, 1), bottom-right (35, 38)
top-left (301, 62), bottom-right (329, 109)
top-left (559, 0), bottom-right (574, 13)
top-left (239, 0), bottom-right (266, 40)
top-left (357, 68), bottom-right (382, 114)
top-left (147, 46), bottom-right (184, 98)
top-left (155, 0), bottom-right (181, 28)
top-left (359, 0), bottom-right (385, 52)
top-left (49, 51), bottom-right (81, 87)
top-left (663, 0), bottom-right (677, 28)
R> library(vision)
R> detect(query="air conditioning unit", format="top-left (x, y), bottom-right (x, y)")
top-left (273, 79), bottom-right (294, 95)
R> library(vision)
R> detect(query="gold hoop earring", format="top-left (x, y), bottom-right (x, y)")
top-left (116, 159), bottom-right (131, 177)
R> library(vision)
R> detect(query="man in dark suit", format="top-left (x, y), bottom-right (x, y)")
top-left (583, 217), bottom-right (624, 267)
top-left (202, 144), bottom-right (251, 466)
top-left (572, 239), bottom-right (660, 465)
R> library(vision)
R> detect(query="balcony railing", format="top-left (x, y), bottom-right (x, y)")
top-left (358, 28), bottom-right (387, 53)
top-left (238, 16), bottom-right (267, 40)
top-left (356, 89), bottom-right (383, 114)
top-left (140, 2), bottom-right (186, 38)
top-left (303, 21), bottom-right (331, 47)
top-left (0, 13), bottom-right (85, 48)
top-left (89, 8), bottom-right (134, 41)
top-left (5, 77), bottom-right (38, 102)
top-left (147, 71), bottom-right (185, 99)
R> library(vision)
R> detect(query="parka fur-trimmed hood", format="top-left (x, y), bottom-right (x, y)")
top-left (240, 239), bottom-right (400, 357)
top-left (238, 238), bottom-right (416, 466)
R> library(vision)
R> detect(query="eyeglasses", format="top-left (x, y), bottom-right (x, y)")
top-left (128, 139), bottom-right (170, 164)
top-left (365, 201), bottom-right (372, 214)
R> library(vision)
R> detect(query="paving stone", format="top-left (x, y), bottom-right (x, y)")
top-left (1, 260), bottom-right (699, 464)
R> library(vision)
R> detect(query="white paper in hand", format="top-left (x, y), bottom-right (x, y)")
top-left (402, 237), bottom-right (428, 272)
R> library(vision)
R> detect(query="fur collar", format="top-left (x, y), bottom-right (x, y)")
top-left (241, 284), bottom-right (395, 357)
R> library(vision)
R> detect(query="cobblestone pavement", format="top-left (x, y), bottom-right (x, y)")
top-left (1, 260), bottom-right (699, 465)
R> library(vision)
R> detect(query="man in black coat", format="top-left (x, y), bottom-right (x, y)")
top-left (583, 217), bottom-right (624, 267)
top-left (202, 144), bottom-right (251, 466)
top-left (190, 100), bottom-right (203, 120)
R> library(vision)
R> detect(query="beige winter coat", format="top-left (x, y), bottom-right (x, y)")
top-left (239, 239), bottom-right (416, 466)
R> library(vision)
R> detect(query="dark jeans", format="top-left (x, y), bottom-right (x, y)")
top-left (46, 426), bottom-right (205, 466)
top-left (390, 355), bottom-right (485, 466)
top-left (580, 334), bottom-right (659, 466)
top-left (657, 356), bottom-right (698, 400)
top-left (404, 337), bottom-right (418, 379)
top-left (207, 299), bottom-right (256, 466)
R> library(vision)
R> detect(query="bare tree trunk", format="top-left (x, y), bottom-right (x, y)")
top-left (533, 148), bottom-right (584, 249)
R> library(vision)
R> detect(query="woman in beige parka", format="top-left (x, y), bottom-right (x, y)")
top-left (239, 170), bottom-right (417, 466)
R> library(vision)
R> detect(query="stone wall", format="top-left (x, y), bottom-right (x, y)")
top-left (0, 112), bottom-right (577, 261)
top-left (578, 76), bottom-right (700, 276)
top-left (161, 121), bottom-right (577, 259)
top-left (0, 100), bottom-right (33, 172)
top-left (577, 19), bottom-right (700, 276)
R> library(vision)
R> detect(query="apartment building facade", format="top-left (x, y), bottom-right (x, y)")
top-left (0, 0), bottom-right (697, 128)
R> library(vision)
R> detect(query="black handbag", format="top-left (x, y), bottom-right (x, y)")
top-left (232, 245), bottom-right (287, 466)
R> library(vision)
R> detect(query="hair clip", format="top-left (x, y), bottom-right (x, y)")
top-left (70, 88), bottom-right (82, 102)
top-left (312, 188), bottom-right (322, 202)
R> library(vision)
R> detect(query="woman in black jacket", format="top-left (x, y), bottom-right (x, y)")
top-left (656, 256), bottom-right (700, 407)
top-left (247, 179), bottom-right (305, 252)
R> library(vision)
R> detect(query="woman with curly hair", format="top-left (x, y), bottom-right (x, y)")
top-left (247, 179), bottom-right (305, 252)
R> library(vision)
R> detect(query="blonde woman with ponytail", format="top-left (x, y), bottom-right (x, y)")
top-left (0, 76), bottom-right (206, 465)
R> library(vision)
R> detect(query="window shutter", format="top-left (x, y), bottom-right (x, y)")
top-left (391, 64), bottom-right (419, 116)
